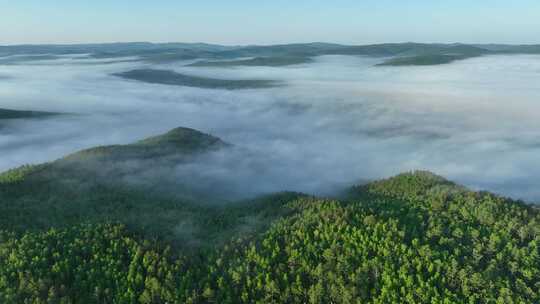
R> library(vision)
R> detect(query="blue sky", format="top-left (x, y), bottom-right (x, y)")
top-left (1, 1), bottom-right (539, 45)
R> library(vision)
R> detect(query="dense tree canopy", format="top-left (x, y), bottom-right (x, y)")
top-left (1, 169), bottom-right (539, 303)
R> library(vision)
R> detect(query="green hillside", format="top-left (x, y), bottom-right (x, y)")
top-left (376, 54), bottom-right (473, 66)
top-left (113, 69), bottom-right (279, 89)
top-left (374, 44), bottom-right (488, 66)
top-left (0, 128), bottom-right (539, 303)
top-left (3, 42), bottom-right (540, 68)
top-left (0, 127), bottom-right (239, 235)
top-left (3, 42), bottom-right (540, 63)
top-left (187, 56), bottom-right (313, 67)
top-left (61, 127), bottom-right (228, 162)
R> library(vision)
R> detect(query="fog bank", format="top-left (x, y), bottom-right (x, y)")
top-left (1, 54), bottom-right (539, 202)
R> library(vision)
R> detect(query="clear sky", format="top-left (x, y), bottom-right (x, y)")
top-left (1, 0), bottom-right (539, 45)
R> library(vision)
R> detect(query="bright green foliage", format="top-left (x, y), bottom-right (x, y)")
top-left (1, 171), bottom-right (539, 303)
top-left (0, 164), bottom-right (43, 185)
top-left (0, 224), bottom-right (182, 303)
top-left (197, 181), bottom-right (540, 303)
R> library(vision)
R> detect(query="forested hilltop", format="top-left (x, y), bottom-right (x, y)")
top-left (0, 127), bottom-right (539, 303)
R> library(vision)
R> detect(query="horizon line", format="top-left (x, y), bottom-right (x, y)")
top-left (2, 41), bottom-right (540, 48)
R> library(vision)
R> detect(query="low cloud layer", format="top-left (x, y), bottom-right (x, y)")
top-left (1, 54), bottom-right (539, 202)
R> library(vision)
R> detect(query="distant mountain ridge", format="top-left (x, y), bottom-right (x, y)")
top-left (2, 42), bottom-right (539, 65)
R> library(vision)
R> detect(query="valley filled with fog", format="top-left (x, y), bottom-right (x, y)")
top-left (1, 54), bottom-right (539, 201)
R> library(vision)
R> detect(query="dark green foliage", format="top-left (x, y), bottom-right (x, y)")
top-left (376, 54), bottom-right (475, 66)
top-left (214, 43), bottom-right (346, 58)
top-left (0, 128), bottom-right (304, 245)
top-left (373, 44), bottom-right (489, 66)
top-left (1, 172), bottom-right (539, 303)
top-left (0, 108), bottom-right (59, 120)
top-left (113, 69), bottom-right (279, 90)
top-left (323, 43), bottom-right (489, 57)
top-left (62, 127), bottom-right (228, 162)
top-left (2, 42), bottom-right (540, 66)
top-left (187, 56), bottom-right (313, 67)
top-left (134, 127), bottom-right (228, 150)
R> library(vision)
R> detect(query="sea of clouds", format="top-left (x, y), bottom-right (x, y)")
top-left (1, 54), bottom-right (539, 202)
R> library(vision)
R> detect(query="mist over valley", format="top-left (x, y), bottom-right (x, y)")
top-left (1, 45), bottom-right (539, 201)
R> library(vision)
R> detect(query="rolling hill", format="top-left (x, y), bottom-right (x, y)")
top-left (113, 69), bottom-right (280, 89)
top-left (0, 127), bottom-right (240, 234)
top-left (376, 54), bottom-right (473, 66)
top-left (187, 56), bottom-right (313, 67)
top-left (3, 42), bottom-right (540, 67)
top-left (0, 127), bottom-right (539, 303)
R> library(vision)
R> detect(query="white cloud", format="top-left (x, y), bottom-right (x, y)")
top-left (1, 54), bottom-right (539, 202)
